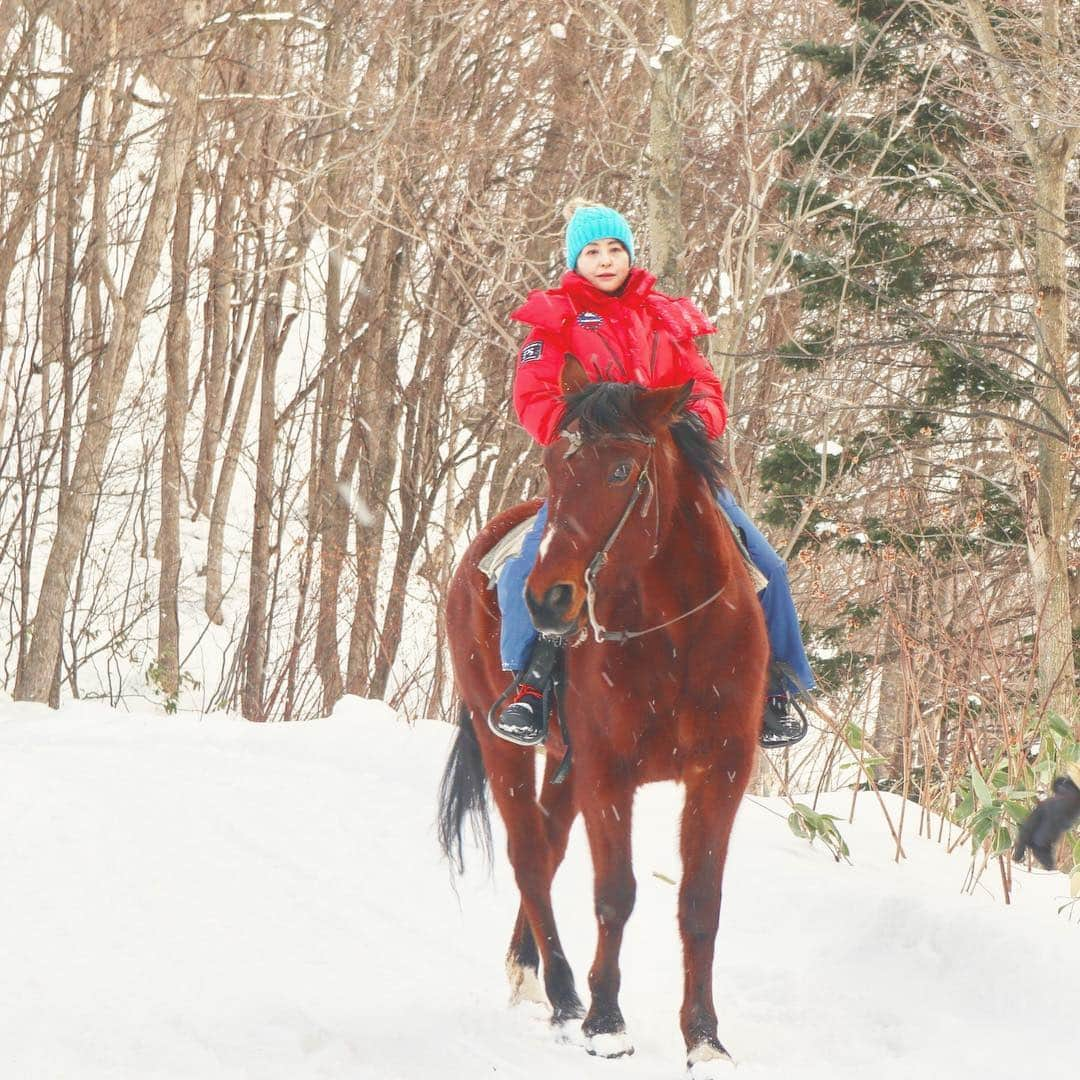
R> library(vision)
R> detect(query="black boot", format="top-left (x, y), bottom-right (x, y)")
top-left (492, 636), bottom-right (562, 746)
top-left (760, 692), bottom-right (808, 749)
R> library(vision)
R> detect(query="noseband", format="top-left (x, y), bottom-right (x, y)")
top-left (560, 430), bottom-right (728, 645)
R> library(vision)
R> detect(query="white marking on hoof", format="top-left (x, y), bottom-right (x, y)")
top-left (586, 1031), bottom-right (635, 1058)
top-left (506, 958), bottom-right (547, 1007)
top-left (687, 1042), bottom-right (735, 1077)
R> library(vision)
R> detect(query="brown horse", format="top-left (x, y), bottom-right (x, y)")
top-left (438, 357), bottom-right (768, 1075)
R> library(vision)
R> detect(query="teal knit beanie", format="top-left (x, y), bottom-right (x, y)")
top-left (564, 201), bottom-right (634, 270)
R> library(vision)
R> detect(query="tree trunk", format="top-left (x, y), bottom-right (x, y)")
top-left (39, 73), bottom-right (81, 432)
top-left (314, 224), bottom-right (345, 709)
top-left (156, 159), bottom-right (195, 699)
top-left (647, 0), bottom-right (694, 295)
top-left (191, 148), bottom-right (245, 519)
top-left (1028, 149), bottom-right (1076, 725)
top-left (368, 258), bottom-right (459, 702)
top-left (345, 237), bottom-right (408, 695)
top-left (241, 288), bottom-right (286, 722)
top-left (204, 307), bottom-right (263, 626)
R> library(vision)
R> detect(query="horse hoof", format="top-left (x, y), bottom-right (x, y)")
top-left (551, 999), bottom-right (586, 1043)
top-left (552, 1019), bottom-right (586, 1047)
top-left (506, 959), bottom-right (547, 1007)
top-left (586, 1031), bottom-right (635, 1058)
top-left (687, 1041), bottom-right (734, 1077)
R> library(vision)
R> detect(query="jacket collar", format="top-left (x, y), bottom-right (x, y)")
top-left (560, 267), bottom-right (657, 310)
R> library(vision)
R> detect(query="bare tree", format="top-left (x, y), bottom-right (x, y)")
top-left (15, 17), bottom-right (205, 702)
top-left (155, 159), bottom-right (195, 698)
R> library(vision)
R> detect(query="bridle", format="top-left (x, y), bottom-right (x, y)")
top-left (559, 429), bottom-right (729, 645)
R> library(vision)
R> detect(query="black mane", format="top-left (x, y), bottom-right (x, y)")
top-left (561, 381), bottom-right (730, 496)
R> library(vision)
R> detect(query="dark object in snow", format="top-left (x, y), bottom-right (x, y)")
top-left (1013, 773), bottom-right (1080, 871)
top-left (438, 361), bottom-right (769, 1070)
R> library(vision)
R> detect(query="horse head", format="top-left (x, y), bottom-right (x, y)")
top-left (525, 355), bottom-right (697, 637)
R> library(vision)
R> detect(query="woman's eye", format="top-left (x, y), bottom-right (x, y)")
top-left (608, 462), bottom-right (632, 484)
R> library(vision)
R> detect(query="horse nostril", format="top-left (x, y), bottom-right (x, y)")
top-left (526, 582), bottom-right (578, 632)
top-left (546, 583), bottom-right (573, 616)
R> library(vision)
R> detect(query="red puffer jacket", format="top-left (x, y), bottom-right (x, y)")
top-left (510, 268), bottom-right (727, 445)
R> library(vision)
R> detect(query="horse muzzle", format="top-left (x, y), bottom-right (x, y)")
top-left (526, 581), bottom-right (583, 636)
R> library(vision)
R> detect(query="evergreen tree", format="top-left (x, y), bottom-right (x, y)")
top-left (760, 0), bottom-right (1037, 768)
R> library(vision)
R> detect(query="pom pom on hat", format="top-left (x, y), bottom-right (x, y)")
top-left (563, 200), bottom-right (634, 270)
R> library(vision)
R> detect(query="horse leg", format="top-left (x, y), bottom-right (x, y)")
top-left (580, 785), bottom-right (636, 1058)
top-left (678, 765), bottom-right (745, 1075)
top-left (506, 751), bottom-right (578, 1007)
top-left (487, 750), bottom-right (583, 1026)
top-left (506, 906), bottom-right (544, 1005)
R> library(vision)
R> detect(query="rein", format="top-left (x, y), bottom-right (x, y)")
top-left (562, 430), bottom-right (729, 645)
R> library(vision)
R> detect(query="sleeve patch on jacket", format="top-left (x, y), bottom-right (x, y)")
top-left (520, 341), bottom-right (544, 364)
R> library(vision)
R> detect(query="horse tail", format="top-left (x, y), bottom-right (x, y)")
top-left (437, 703), bottom-right (492, 874)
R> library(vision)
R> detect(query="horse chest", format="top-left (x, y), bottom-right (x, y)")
top-left (570, 640), bottom-right (687, 736)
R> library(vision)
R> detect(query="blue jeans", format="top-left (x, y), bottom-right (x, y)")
top-left (497, 493), bottom-right (815, 697)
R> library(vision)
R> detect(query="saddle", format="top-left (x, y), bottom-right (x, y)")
top-left (478, 515), bottom-right (537, 587)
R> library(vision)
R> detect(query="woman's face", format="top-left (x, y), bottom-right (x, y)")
top-left (575, 239), bottom-right (631, 293)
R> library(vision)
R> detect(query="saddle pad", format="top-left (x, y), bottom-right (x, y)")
top-left (477, 506), bottom-right (768, 593)
top-left (478, 513), bottom-right (539, 588)
top-left (717, 504), bottom-right (770, 592)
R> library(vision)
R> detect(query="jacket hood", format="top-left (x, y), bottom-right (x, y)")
top-left (510, 267), bottom-right (715, 340)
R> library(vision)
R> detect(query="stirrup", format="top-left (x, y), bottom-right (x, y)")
top-left (493, 685), bottom-right (548, 747)
top-left (486, 637), bottom-right (564, 747)
top-left (759, 694), bottom-right (809, 749)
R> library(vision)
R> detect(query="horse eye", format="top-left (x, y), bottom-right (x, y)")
top-left (608, 462), bottom-right (632, 485)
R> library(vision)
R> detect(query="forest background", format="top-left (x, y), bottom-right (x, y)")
top-left (0, 0), bottom-right (1077, 849)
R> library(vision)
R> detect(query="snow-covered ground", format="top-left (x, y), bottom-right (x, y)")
top-left (0, 695), bottom-right (1073, 1080)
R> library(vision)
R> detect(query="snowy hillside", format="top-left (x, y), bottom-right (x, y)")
top-left (0, 696), bottom-right (1074, 1080)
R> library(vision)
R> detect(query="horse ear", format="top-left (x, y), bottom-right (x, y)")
top-left (560, 354), bottom-right (590, 397)
top-left (639, 380), bottom-right (695, 429)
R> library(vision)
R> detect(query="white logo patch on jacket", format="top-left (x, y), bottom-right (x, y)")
top-left (520, 341), bottom-right (544, 364)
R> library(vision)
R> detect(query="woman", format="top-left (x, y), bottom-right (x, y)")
top-left (496, 201), bottom-right (814, 749)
